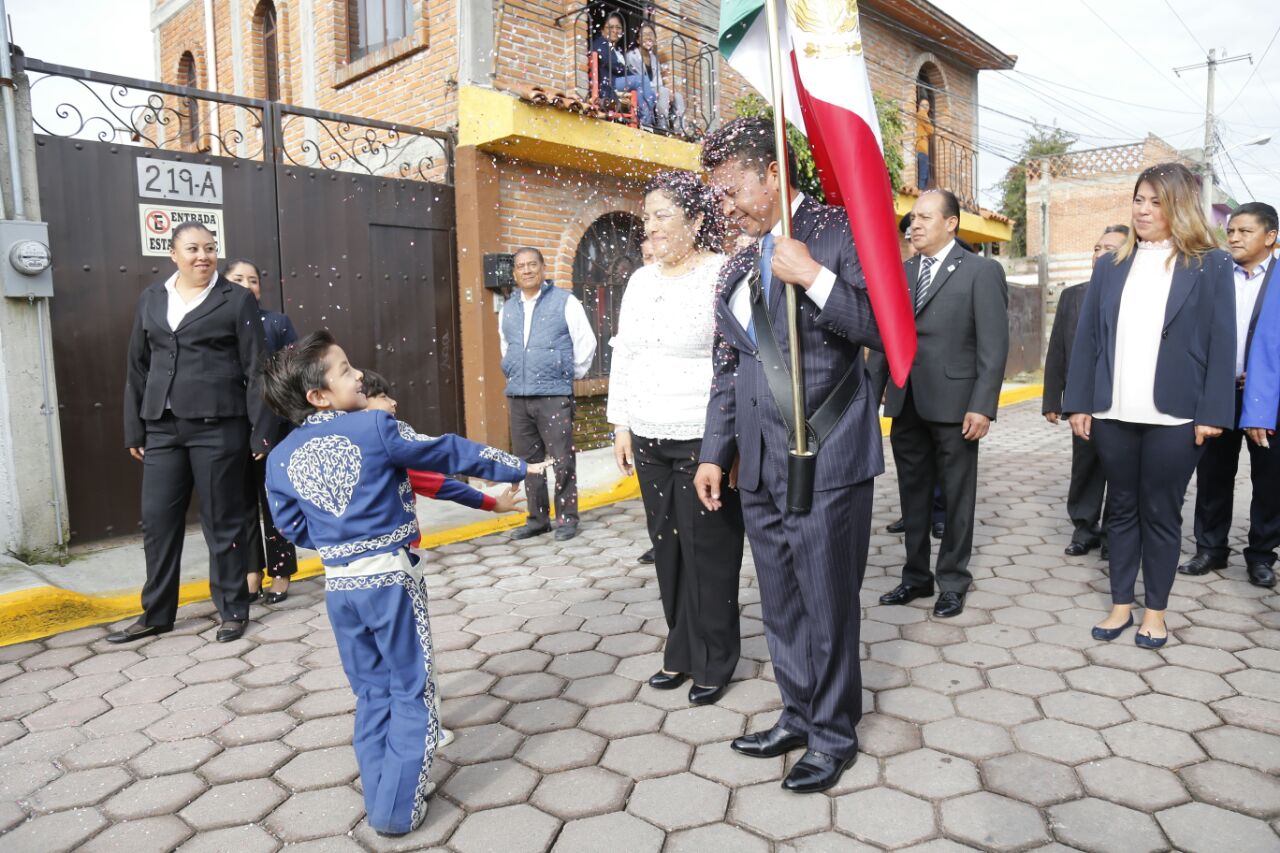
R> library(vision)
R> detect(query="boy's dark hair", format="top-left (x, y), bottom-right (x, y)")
top-left (700, 116), bottom-right (800, 187)
top-left (170, 220), bottom-right (215, 250)
top-left (262, 330), bottom-right (335, 425)
top-left (361, 368), bottom-right (392, 398)
top-left (1230, 201), bottom-right (1279, 235)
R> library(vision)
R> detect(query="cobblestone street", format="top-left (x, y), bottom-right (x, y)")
top-left (0, 400), bottom-right (1278, 852)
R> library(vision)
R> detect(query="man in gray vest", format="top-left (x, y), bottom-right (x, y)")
top-left (501, 247), bottom-right (597, 541)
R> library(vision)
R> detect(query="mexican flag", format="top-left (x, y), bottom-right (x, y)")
top-left (720, 0), bottom-right (916, 386)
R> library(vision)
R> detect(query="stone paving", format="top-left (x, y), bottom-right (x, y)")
top-left (1, 399), bottom-right (1278, 852)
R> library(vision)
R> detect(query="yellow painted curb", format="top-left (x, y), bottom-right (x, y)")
top-left (0, 475), bottom-right (642, 647)
top-left (879, 383), bottom-right (1043, 436)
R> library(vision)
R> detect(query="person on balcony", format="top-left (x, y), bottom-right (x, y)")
top-left (915, 97), bottom-right (933, 189)
top-left (626, 22), bottom-right (685, 134)
top-left (589, 13), bottom-right (656, 126)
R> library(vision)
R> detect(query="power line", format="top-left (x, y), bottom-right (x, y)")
top-left (1078, 0), bottom-right (1202, 107)
top-left (1219, 21), bottom-right (1280, 114)
top-left (992, 73), bottom-right (1142, 141)
top-left (1161, 0), bottom-right (1207, 55)
top-left (1002, 69), bottom-right (1201, 115)
top-left (1216, 131), bottom-right (1254, 199)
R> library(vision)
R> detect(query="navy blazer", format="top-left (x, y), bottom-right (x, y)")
top-left (1062, 247), bottom-right (1236, 427)
top-left (262, 309), bottom-right (298, 355)
top-left (124, 275), bottom-right (270, 450)
top-left (701, 198), bottom-right (885, 492)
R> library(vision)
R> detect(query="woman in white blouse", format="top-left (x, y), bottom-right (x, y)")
top-left (1064, 163), bottom-right (1235, 649)
top-left (609, 170), bottom-right (745, 705)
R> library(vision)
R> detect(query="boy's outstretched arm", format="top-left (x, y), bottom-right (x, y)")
top-left (378, 413), bottom-right (549, 483)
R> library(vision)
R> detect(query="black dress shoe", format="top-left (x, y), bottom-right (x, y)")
top-left (782, 749), bottom-right (856, 793)
top-left (886, 518), bottom-right (905, 534)
top-left (648, 670), bottom-right (689, 690)
top-left (931, 522), bottom-right (945, 539)
top-left (1100, 543), bottom-right (1110, 561)
top-left (879, 582), bottom-right (934, 606)
top-left (247, 589), bottom-right (262, 603)
top-left (638, 547), bottom-right (656, 564)
top-left (1178, 551), bottom-right (1228, 575)
top-left (216, 620), bottom-right (246, 643)
top-left (554, 522), bottom-right (580, 542)
top-left (509, 524), bottom-right (551, 541)
top-left (105, 622), bottom-right (172, 644)
top-left (263, 590), bottom-right (289, 605)
top-left (731, 725), bottom-right (807, 758)
top-left (689, 684), bottom-right (725, 705)
top-left (1247, 561), bottom-right (1277, 588)
top-left (1064, 542), bottom-right (1092, 556)
top-left (933, 591), bottom-right (965, 618)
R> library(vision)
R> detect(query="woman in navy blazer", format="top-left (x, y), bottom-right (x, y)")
top-left (1064, 162), bottom-right (1235, 649)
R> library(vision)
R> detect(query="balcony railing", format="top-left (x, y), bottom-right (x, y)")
top-left (556, 2), bottom-right (720, 139)
top-left (898, 105), bottom-right (978, 212)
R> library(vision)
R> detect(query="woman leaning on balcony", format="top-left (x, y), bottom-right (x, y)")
top-left (589, 13), bottom-right (656, 126)
top-left (625, 22), bottom-right (687, 135)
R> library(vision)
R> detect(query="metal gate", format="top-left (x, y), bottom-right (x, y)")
top-left (23, 57), bottom-right (460, 542)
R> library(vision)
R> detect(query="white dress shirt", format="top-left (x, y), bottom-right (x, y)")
top-left (499, 284), bottom-right (598, 380)
top-left (1095, 242), bottom-right (1190, 426)
top-left (164, 272), bottom-right (217, 331)
top-left (728, 194), bottom-right (838, 333)
top-left (1234, 256), bottom-right (1270, 377)
top-left (917, 239), bottom-right (957, 294)
top-left (607, 255), bottom-right (725, 439)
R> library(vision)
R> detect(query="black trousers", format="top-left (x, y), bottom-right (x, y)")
top-left (890, 389), bottom-right (980, 594)
top-left (245, 454), bottom-right (298, 578)
top-left (1068, 434), bottom-right (1109, 545)
top-left (635, 436), bottom-right (745, 686)
top-left (1092, 419), bottom-right (1203, 610)
top-left (1193, 412), bottom-right (1280, 567)
top-left (508, 396), bottom-right (578, 527)
top-left (140, 413), bottom-right (253, 625)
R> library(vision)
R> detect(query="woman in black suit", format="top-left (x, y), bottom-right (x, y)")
top-left (1064, 162), bottom-right (1235, 649)
top-left (225, 258), bottom-right (298, 604)
top-left (109, 222), bottom-right (270, 645)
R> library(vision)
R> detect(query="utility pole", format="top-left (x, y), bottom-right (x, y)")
top-left (1175, 49), bottom-right (1251, 220)
top-left (1038, 158), bottom-right (1051, 363)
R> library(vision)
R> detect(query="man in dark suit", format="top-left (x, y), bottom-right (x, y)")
top-left (1043, 224), bottom-right (1129, 558)
top-left (694, 117), bottom-right (883, 793)
top-left (869, 190), bottom-right (1009, 618)
top-left (1181, 202), bottom-right (1280, 588)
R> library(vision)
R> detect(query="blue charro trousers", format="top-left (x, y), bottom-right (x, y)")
top-left (325, 559), bottom-right (439, 835)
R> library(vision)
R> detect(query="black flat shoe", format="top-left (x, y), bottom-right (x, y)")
top-left (105, 622), bottom-right (172, 644)
top-left (648, 671), bottom-right (689, 690)
top-left (689, 684), bottom-right (725, 705)
top-left (1091, 614), bottom-right (1134, 641)
top-left (886, 518), bottom-right (905, 534)
top-left (879, 583), bottom-right (934, 606)
top-left (1247, 562), bottom-right (1277, 588)
top-left (933, 591), bottom-right (965, 618)
top-left (782, 749), bottom-right (856, 793)
top-left (263, 590), bottom-right (289, 605)
top-left (731, 725), bottom-right (806, 758)
top-left (554, 523), bottom-right (580, 542)
top-left (1064, 542), bottom-right (1093, 556)
top-left (638, 547), bottom-right (656, 564)
top-left (1135, 628), bottom-right (1168, 649)
top-left (216, 620), bottom-right (246, 643)
top-left (1178, 551), bottom-right (1228, 575)
top-left (509, 524), bottom-right (551, 541)
top-left (931, 522), bottom-right (945, 539)
top-left (247, 589), bottom-right (262, 603)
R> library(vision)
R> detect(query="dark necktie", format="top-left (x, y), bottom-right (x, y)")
top-left (915, 255), bottom-right (938, 314)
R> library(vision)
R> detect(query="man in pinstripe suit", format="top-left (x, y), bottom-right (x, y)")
top-left (694, 118), bottom-right (883, 793)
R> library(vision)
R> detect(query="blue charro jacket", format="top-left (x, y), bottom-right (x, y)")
top-left (266, 409), bottom-right (525, 564)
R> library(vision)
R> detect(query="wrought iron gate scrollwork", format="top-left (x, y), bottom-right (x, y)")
top-left (277, 110), bottom-right (450, 183)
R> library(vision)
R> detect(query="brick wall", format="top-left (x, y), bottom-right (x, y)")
top-left (573, 395), bottom-right (611, 451)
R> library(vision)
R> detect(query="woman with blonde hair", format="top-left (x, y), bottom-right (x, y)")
top-left (1063, 162), bottom-right (1235, 648)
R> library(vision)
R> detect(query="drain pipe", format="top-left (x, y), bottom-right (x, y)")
top-left (202, 0), bottom-right (221, 152)
top-left (0, 0), bottom-right (67, 549)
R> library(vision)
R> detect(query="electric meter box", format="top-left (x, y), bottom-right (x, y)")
top-left (0, 220), bottom-right (54, 299)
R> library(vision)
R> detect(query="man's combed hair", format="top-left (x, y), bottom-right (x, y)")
top-left (1102, 224), bottom-right (1130, 236)
top-left (361, 369), bottom-right (392, 399)
top-left (1230, 202), bottom-right (1279, 235)
top-left (262, 329), bottom-right (335, 425)
top-left (700, 116), bottom-right (800, 186)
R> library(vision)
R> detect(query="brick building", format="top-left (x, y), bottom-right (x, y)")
top-left (152, 0), bottom-right (1014, 450)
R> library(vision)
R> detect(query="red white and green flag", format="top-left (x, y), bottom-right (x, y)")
top-left (719, 0), bottom-right (916, 385)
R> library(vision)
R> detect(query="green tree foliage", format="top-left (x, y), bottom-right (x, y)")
top-left (732, 91), bottom-right (908, 202)
top-left (998, 127), bottom-right (1076, 257)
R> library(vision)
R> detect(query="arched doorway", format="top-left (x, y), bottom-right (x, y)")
top-left (572, 211), bottom-right (643, 378)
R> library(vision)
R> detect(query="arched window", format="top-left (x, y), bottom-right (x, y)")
top-left (256, 0), bottom-right (280, 101)
top-left (572, 211), bottom-right (643, 378)
top-left (178, 51), bottom-right (200, 146)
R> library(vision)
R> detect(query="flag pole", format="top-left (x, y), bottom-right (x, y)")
top-left (761, 0), bottom-right (808, 462)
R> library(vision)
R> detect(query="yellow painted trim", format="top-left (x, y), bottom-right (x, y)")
top-left (893, 193), bottom-right (1014, 244)
top-left (458, 85), bottom-right (700, 180)
top-left (0, 475), bottom-right (642, 647)
top-left (879, 384), bottom-right (1042, 436)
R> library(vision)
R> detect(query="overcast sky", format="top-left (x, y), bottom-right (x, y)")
top-left (9, 0), bottom-right (1280, 210)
